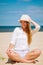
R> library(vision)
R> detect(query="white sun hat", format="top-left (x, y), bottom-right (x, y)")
top-left (18, 14), bottom-right (31, 23)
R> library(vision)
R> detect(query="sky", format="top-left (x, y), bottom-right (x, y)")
top-left (0, 0), bottom-right (43, 26)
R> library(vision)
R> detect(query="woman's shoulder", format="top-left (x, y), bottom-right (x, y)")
top-left (15, 27), bottom-right (20, 30)
top-left (13, 27), bottom-right (21, 32)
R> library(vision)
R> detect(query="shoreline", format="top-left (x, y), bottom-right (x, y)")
top-left (0, 26), bottom-right (43, 32)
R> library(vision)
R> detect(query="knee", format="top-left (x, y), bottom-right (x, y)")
top-left (35, 49), bottom-right (41, 56)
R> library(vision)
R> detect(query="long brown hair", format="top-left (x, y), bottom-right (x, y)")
top-left (25, 22), bottom-right (32, 45)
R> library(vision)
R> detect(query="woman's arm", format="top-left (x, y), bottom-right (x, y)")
top-left (30, 20), bottom-right (40, 35)
top-left (6, 43), bottom-right (14, 54)
top-left (8, 43), bottom-right (14, 49)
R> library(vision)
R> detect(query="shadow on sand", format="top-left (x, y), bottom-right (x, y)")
top-left (5, 58), bottom-right (19, 64)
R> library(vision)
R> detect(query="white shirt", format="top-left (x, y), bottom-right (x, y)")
top-left (11, 27), bottom-right (30, 51)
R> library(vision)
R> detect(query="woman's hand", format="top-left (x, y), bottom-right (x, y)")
top-left (6, 43), bottom-right (14, 55)
top-left (6, 48), bottom-right (11, 54)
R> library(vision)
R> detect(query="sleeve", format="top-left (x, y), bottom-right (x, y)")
top-left (10, 27), bottom-right (19, 45)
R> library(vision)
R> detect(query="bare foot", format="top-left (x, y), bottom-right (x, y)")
top-left (25, 60), bottom-right (36, 63)
top-left (22, 59), bottom-right (39, 63)
top-left (27, 60), bottom-right (39, 64)
top-left (19, 59), bottom-right (37, 63)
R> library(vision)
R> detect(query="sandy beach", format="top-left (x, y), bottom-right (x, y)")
top-left (0, 32), bottom-right (43, 65)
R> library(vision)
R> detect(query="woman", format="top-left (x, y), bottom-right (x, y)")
top-left (6, 14), bottom-right (41, 63)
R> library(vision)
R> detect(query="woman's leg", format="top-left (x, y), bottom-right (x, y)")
top-left (6, 50), bottom-right (35, 63)
top-left (24, 49), bottom-right (41, 60)
top-left (6, 50), bottom-right (25, 62)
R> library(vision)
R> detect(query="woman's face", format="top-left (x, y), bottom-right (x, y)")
top-left (20, 20), bottom-right (28, 29)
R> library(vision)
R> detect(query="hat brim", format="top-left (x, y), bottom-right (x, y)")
top-left (18, 20), bottom-right (30, 23)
